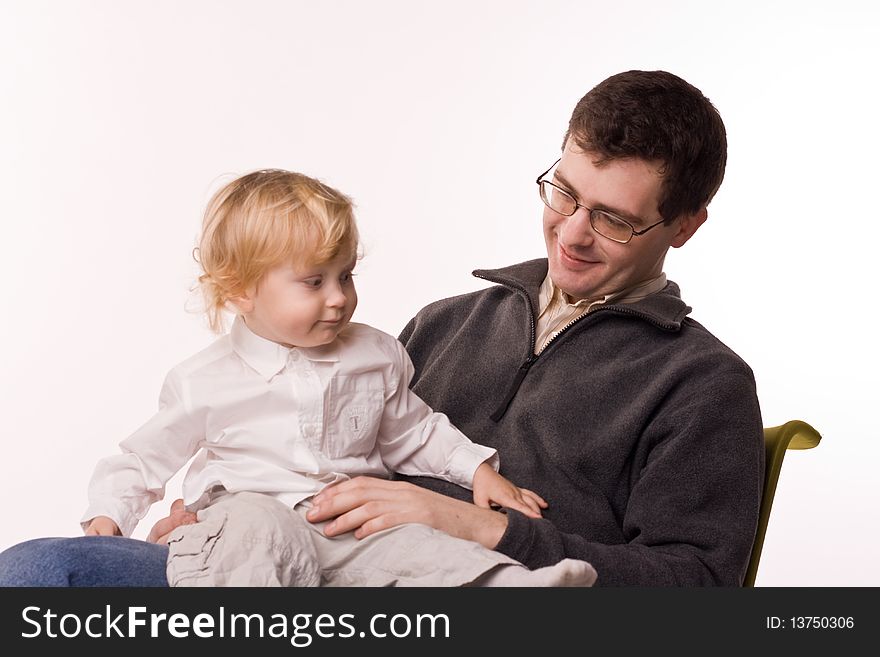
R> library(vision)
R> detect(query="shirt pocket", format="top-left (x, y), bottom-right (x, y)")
top-left (325, 372), bottom-right (385, 459)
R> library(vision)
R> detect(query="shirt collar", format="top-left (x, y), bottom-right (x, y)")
top-left (538, 272), bottom-right (669, 314)
top-left (474, 259), bottom-right (691, 331)
top-left (605, 273), bottom-right (668, 305)
top-left (230, 315), bottom-right (339, 381)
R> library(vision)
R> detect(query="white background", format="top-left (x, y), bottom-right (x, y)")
top-left (1, 0), bottom-right (877, 586)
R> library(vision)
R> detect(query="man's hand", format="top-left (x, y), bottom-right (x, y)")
top-left (146, 499), bottom-right (198, 545)
top-left (306, 476), bottom-right (510, 549)
top-left (84, 516), bottom-right (121, 536)
top-left (472, 462), bottom-right (547, 518)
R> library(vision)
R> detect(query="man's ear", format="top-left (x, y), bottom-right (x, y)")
top-left (670, 207), bottom-right (708, 248)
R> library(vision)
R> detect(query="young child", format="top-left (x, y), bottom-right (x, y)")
top-left (81, 169), bottom-right (597, 587)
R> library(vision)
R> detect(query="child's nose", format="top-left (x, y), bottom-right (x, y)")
top-left (325, 284), bottom-right (347, 308)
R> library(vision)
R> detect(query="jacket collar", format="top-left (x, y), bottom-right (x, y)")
top-left (472, 258), bottom-right (692, 331)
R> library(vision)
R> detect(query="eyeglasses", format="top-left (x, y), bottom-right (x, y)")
top-left (536, 158), bottom-right (667, 244)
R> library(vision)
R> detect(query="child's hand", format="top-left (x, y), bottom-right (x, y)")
top-left (84, 516), bottom-right (121, 537)
top-left (472, 462), bottom-right (548, 519)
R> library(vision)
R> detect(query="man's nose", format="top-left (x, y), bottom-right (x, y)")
top-left (559, 208), bottom-right (596, 246)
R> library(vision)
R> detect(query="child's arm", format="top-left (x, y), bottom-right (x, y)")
top-left (82, 369), bottom-right (202, 537)
top-left (471, 462), bottom-right (547, 518)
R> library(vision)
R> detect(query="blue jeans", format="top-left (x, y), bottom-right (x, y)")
top-left (0, 537), bottom-right (169, 586)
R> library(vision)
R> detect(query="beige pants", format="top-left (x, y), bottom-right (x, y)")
top-left (165, 490), bottom-right (531, 587)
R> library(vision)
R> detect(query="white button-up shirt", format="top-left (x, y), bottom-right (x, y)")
top-left (83, 317), bottom-right (498, 537)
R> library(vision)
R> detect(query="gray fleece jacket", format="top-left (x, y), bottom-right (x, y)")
top-left (397, 259), bottom-right (764, 586)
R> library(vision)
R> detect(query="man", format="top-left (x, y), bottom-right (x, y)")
top-left (0, 70), bottom-right (763, 586)
top-left (301, 69), bottom-right (763, 585)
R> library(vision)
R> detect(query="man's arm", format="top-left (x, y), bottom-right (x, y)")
top-left (147, 499), bottom-right (198, 544)
top-left (150, 477), bottom-right (509, 547)
top-left (305, 476), bottom-right (510, 546)
top-left (482, 367), bottom-right (765, 586)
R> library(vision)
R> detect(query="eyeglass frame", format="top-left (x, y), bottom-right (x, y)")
top-left (536, 158), bottom-right (669, 244)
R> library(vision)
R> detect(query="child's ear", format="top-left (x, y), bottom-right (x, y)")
top-left (229, 292), bottom-right (254, 314)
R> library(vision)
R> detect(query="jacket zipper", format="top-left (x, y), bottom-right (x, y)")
top-left (473, 272), bottom-right (539, 422)
top-left (474, 272), bottom-right (679, 421)
top-left (488, 307), bottom-right (594, 422)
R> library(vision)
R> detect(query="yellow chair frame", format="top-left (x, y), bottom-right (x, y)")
top-left (744, 420), bottom-right (821, 586)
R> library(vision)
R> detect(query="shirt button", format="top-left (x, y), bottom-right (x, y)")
top-left (288, 351), bottom-right (300, 363)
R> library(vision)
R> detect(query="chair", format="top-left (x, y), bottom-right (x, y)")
top-left (744, 420), bottom-right (822, 586)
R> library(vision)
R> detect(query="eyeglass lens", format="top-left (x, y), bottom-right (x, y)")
top-left (539, 181), bottom-right (633, 243)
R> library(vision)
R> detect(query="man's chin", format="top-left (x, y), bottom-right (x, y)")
top-left (549, 264), bottom-right (603, 301)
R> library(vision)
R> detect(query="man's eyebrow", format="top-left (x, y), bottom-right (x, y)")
top-left (553, 169), bottom-right (645, 225)
top-left (551, 169), bottom-right (576, 191)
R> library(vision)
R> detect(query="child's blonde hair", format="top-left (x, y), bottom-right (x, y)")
top-left (196, 169), bottom-right (358, 333)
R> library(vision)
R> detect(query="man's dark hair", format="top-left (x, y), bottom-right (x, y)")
top-left (564, 70), bottom-right (727, 222)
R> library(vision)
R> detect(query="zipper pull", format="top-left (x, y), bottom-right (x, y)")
top-left (490, 357), bottom-right (536, 422)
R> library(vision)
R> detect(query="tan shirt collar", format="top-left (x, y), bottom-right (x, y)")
top-left (535, 273), bottom-right (668, 353)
